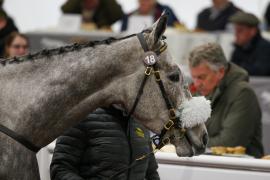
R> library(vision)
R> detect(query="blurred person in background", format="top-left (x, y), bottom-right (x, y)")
top-left (121, 0), bottom-right (182, 31)
top-left (230, 12), bottom-right (270, 76)
top-left (50, 106), bottom-right (160, 180)
top-left (188, 42), bottom-right (264, 158)
top-left (61, 0), bottom-right (124, 30)
top-left (4, 32), bottom-right (29, 58)
top-left (264, 2), bottom-right (270, 30)
top-left (196, 0), bottom-right (241, 31)
top-left (0, 0), bottom-right (18, 57)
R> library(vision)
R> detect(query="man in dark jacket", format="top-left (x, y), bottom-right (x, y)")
top-left (50, 107), bottom-right (160, 180)
top-left (61, 0), bottom-right (124, 29)
top-left (264, 2), bottom-right (270, 30)
top-left (230, 12), bottom-right (270, 76)
top-left (188, 43), bottom-right (264, 158)
top-left (196, 0), bottom-right (241, 31)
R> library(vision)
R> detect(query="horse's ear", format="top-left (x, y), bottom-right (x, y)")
top-left (148, 11), bottom-right (168, 46)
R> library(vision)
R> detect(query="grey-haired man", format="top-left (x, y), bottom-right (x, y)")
top-left (188, 42), bottom-right (264, 158)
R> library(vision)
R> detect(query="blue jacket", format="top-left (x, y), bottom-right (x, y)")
top-left (196, 2), bottom-right (240, 31)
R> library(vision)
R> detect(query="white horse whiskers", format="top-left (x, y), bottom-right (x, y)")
top-left (179, 96), bottom-right (211, 128)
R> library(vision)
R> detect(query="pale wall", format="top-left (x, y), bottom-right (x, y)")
top-left (3, 0), bottom-right (270, 32)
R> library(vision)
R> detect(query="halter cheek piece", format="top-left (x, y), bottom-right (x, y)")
top-left (134, 33), bottom-right (186, 150)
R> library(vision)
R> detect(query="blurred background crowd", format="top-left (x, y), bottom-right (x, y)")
top-left (2, 0), bottom-right (270, 74)
top-left (1, 0), bottom-right (270, 179)
top-left (2, 0), bottom-right (270, 32)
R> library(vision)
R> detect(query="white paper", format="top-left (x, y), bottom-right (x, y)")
top-left (126, 15), bottom-right (153, 34)
top-left (58, 14), bottom-right (82, 32)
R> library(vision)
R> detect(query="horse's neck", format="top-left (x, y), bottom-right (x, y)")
top-left (0, 39), bottom-right (138, 146)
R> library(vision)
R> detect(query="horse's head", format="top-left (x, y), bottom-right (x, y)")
top-left (113, 13), bottom-right (211, 156)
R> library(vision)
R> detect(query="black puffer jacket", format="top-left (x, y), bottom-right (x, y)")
top-left (50, 107), bottom-right (160, 180)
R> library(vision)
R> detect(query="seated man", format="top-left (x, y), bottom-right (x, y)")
top-left (196, 0), bottom-right (241, 31)
top-left (50, 106), bottom-right (160, 180)
top-left (264, 2), bottom-right (270, 30)
top-left (188, 42), bottom-right (264, 158)
top-left (230, 12), bottom-right (270, 76)
top-left (121, 0), bottom-right (181, 31)
top-left (61, 0), bottom-right (124, 29)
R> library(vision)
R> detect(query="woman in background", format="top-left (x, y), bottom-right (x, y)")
top-left (0, 6), bottom-right (18, 57)
top-left (4, 32), bottom-right (29, 58)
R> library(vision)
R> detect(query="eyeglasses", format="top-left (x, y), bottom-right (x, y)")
top-left (11, 44), bottom-right (29, 50)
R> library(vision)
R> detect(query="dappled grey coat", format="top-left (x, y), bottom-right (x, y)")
top-left (50, 107), bottom-right (160, 180)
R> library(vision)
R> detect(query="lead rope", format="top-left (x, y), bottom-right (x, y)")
top-left (0, 124), bottom-right (40, 153)
top-left (108, 148), bottom-right (159, 180)
top-left (109, 66), bottom-right (174, 180)
top-left (109, 32), bottom-right (183, 179)
top-left (108, 66), bottom-right (154, 180)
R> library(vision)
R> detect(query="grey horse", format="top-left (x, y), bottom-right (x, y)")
top-left (0, 14), bottom-right (208, 180)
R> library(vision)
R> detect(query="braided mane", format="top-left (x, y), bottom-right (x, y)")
top-left (0, 33), bottom-right (138, 66)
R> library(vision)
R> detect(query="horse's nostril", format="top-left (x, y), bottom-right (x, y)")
top-left (202, 133), bottom-right (208, 146)
top-left (189, 150), bottom-right (194, 157)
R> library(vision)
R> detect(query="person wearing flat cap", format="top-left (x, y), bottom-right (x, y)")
top-left (230, 12), bottom-right (270, 76)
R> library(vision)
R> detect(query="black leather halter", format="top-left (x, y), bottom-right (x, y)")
top-left (135, 32), bottom-right (186, 149)
top-left (109, 32), bottom-right (187, 179)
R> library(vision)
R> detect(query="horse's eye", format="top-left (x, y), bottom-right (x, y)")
top-left (168, 72), bottom-right (180, 82)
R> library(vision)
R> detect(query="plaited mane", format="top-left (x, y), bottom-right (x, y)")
top-left (0, 34), bottom-right (137, 66)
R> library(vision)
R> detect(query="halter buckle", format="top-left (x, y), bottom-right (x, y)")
top-left (159, 43), bottom-right (167, 53)
top-left (154, 70), bottom-right (161, 81)
top-left (164, 119), bottom-right (174, 130)
top-left (145, 66), bottom-right (152, 76)
top-left (181, 128), bottom-right (186, 133)
top-left (162, 137), bottom-right (170, 145)
top-left (156, 43), bottom-right (167, 55)
top-left (169, 108), bottom-right (176, 119)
